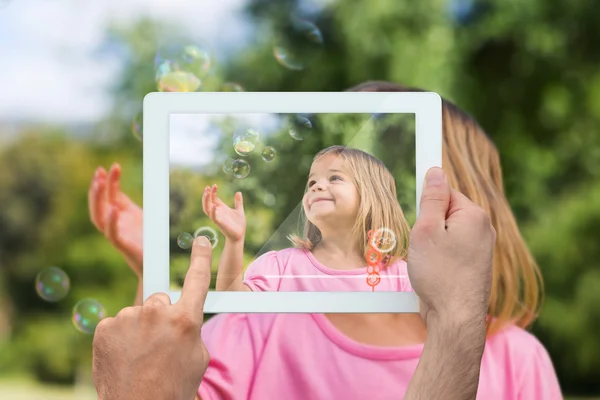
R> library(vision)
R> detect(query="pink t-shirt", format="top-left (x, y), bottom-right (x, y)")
top-left (198, 313), bottom-right (562, 399)
top-left (243, 247), bottom-right (412, 292)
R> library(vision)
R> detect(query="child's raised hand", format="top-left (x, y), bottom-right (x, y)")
top-left (202, 184), bottom-right (246, 242)
top-left (88, 163), bottom-right (143, 277)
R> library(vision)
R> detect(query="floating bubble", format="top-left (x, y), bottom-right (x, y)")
top-left (233, 128), bottom-right (260, 156)
top-left (273, 18), bottom-right (324, 71)
top-left (193, 226), bottom-right (219, 248)
top-left (261, 146), bottom-right (276, 162)
top-left (263, 192), bottom-right (276, 207)
top-left (369, 227), bottom-right (397, 253)
top-left (231, 159), bottom-right (250, 179)
top-left (366, 249), bottom-right (382, 265)
top-left (222, 158), bottom-right (235, 174)
top-left (288, 115), bottom-right (313, 140)
top-left (221, 82), bottom-right (245, 92)
top-left (177, 232), bottom-right (194, 249)
top-left (156, 69), bottom-right (201, 92)
top-left (366, 273), bottom-right (381, 287)
top-left (35, 267), bottom-right (70, 302)
top-left (131, 113), bottom-right (143, 141)
top-left (367, 265), bottom-right (380, 274)
top-left (72, 299), bottom-right (105, 334)
top-left (155, 43), bottom-right (212, 92)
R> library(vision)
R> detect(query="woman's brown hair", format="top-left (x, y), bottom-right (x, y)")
top-left (350, 81), bottom-right (544, 336)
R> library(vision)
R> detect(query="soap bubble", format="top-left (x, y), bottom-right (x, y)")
top-left (155, 43), bottom-right (212, 92)
top-left (231, 159), bottom-right (250, 179)
top-left (261, 146), bottom-right (277, 162)
top-left (222, 158), bottom-right (235, 174)
top-left (177, 232), bottom-right (194, 249)
top-left (156, 70), bottom-right (201, 92)
top-left (72, 299), bottom-right (105, 334)
top-left (367, 273), bottom-right (381, 287)
top-left (263, 193), bottom-right (276, 207)
top-left (288, 115), bottom-right (313, 140)
top-left (369, 227), bottom-right (397, 253)
top-left (193, 226), bottom-right (219, 248)
top-left (233, 128), bottom-right (260, 156)
top-left (273, 18), bottom-right (323, 71)
top-left (35, 267), bottom-right (70, 302)
top-left (221, 82), bottom-right (245, 92)
top-left (131, 113), bottom-right (143, 141)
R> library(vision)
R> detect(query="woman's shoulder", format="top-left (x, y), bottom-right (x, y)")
top-left (488, 323), bottom-right (547, 351)
top-left (484, 324), bottom-right (562, 397)
top-left (484, 323), bottom-right (556, 373)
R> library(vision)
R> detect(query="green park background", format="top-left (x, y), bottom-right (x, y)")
top-left (1, 0), bottom-right (599, 398)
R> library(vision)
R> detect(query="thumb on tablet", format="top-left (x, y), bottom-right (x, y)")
top-left (416, 167), bottom-right (451, 232)
top-left (179, 236), bottom-right (213, 319)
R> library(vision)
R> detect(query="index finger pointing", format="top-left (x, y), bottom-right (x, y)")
top-left (178, 236), bottom-right (213, 319)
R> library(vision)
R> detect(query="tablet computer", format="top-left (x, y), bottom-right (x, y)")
top-left (143, 92), bottom-right (441, 313)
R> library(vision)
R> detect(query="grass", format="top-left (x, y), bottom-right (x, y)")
top-left (0, 376), bottom-right (598, 399)
top-left (0, 376), bottom-right (96, 400)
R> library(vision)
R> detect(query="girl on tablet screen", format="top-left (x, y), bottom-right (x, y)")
top-left (202, 145), bottom-right (413, 292)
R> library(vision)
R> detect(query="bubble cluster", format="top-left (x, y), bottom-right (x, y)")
top-left (261, 146), bottom-right (277, 162)
top-left (155, 43), bottom-right (212, 92)
top-left (177, 232), bottom-right (194, 249)
top-left (193, 226), bottom-right (219, 248)
top-left (233, 128), bottom-right (260, 156)
top-left (35, 267), bottom-right (70, 302)
top-left (231, 159), bottom-right (251, 179)
top-left (273, 19), bottom-right (323, 71)
top-left (131, 113), bottom-right (143, 141)
top-left (365, 229), bottom-right (393, 292)
top-left (288, 115), bottom-right (313, 140)
top-left (221, 82), bottom-right (244, 92)
top-left (72, 299), bottom-right (105, 334)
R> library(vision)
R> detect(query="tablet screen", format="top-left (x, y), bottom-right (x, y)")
top-left (168, 112), bottom-right (416, 293)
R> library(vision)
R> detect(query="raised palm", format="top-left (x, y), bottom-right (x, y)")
top-left (202, 184), bottom-right (246, 242)
top-left (88, 164), bottom-right (143, 277)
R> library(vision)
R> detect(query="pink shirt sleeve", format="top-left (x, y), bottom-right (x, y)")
top-left (197, 314), bottom-right (272, 400)
top-left (517, 337), bottom-right (563, 399)
top-left (242, 250), bottom-right (282, 291)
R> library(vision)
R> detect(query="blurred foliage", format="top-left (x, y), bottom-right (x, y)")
top-left (0, 0), bottom-right (599, 396)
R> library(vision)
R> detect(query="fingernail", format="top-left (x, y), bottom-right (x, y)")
top-left (195, 236), bottom-right (210, 247)
top-left (426, 167), bottom-right (445, 187)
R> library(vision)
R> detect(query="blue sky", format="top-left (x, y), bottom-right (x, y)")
top-left (0, 0), bottom-right (252, 124)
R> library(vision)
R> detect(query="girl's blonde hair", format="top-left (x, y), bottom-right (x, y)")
top-left (289, 145), bottom-right (411, 265)
top-left (350, 81), bottom-right (544, 336)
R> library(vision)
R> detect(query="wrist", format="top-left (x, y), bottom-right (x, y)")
top-left (426, 311), bottom-right (487, 351)
top-left (225, 236), bottom-right (244, 245)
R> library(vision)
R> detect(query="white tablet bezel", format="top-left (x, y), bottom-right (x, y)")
top-left (143, 92), bottom-right (442, 313)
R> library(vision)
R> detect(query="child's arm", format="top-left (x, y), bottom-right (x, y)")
top-left (215, 238), bottom-right (251, 291)
top-left (203, 184), bottom-right (250, 292)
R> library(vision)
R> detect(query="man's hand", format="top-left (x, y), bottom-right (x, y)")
top-left (92, 236), bottom-right (213, 400)
top-left (405, 167), bottom-right (496, 400)
top-left (408, 167), bottom-right (495, 327)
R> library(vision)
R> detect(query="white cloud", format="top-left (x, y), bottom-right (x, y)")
top-left (0, 0), bottom-right (252, 123)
